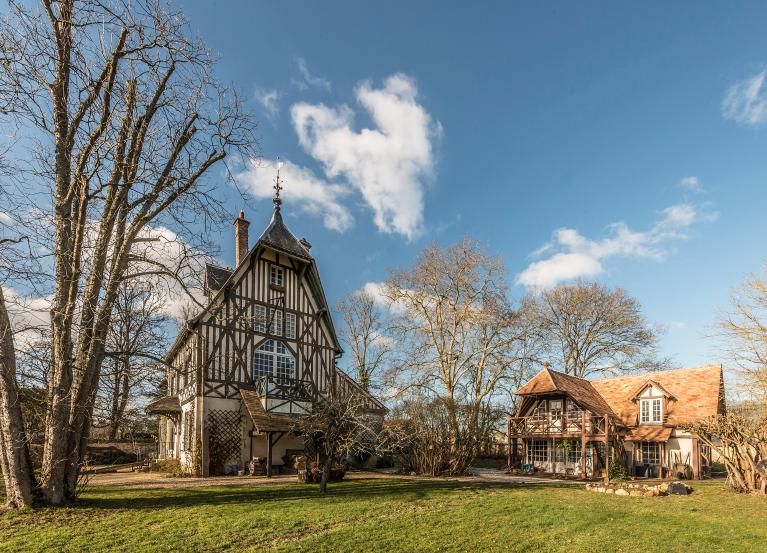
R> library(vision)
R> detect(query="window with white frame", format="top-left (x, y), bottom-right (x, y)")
top-left (565, 440), bottom-right (582, 464)
top-left (285, 312), bottom-right (296, 339)
top-left (527, 439), bottom-right (548, 463)
top-left (254, 304), bottom-right (267, 333)
top-left (270, 308), bottom-right (283, 336)
top-left (253, 340), bottom-right (295, 382)
top-left (270, 266), bottom-right (284, 287)
top-left (253, 305), bottom-right (283, 336)
top-left (640, 398), bottom-right (662, 424)
top-left (639, 441), bottom-right (660, 465)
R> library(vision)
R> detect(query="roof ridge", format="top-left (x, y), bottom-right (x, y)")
top-left (591, 364), bottom-right (723, 383)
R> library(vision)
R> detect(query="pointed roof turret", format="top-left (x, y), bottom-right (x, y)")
top-left (256, 159), bottom-right (312, 260)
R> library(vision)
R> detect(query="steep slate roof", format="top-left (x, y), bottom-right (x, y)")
top-left (257, 210), bottom-right (312, 260)
top-left (205, 263), bottom-right (233, 294)
top-left (516, 368), bottom-right (616, 417)
top-left (591, 365), bottom-right (725, 427)
top-left (145, 396), bottom-right (181, 414)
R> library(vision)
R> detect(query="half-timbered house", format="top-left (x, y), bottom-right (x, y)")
top-left (146, 181), bottom-right (386, 476)
top-left (509, 364), bottom-right (725, 481)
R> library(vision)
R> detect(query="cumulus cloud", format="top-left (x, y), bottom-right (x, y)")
top-left (255, 88), bottom-right (280, 121)
top-left (291, 73), bottom-right (440, 239)
top-left (235, 159), bottom-right (353, 232)
top-left (679, 176), bottom-right (704, 193)
top-left (722, 69), bottom-right (767, 126)
top-left (517, 203), bottom-right (718, 289)
top-left (293, 58), bottom-right (331, 92)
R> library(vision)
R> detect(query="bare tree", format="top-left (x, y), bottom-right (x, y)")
top-left (684, 413), bottom-right (767, 494)
top-left (719, 271), bottom-right (767, 402)
top-left (383, 238), bottom-right (532, 472)
top-left (290, 390), bottom-right (376, 493)
top-left (337, 290), bottom-right (391, 392)
top-left (0, 0), bottom-right (256, 506)
top-left (95, 280), bottom-right (167, 440)
top-left (526, 282), bottom-right (661, 378)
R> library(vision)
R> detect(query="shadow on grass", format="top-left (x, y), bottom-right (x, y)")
top-left (76, 478), bottom-right (575, 512)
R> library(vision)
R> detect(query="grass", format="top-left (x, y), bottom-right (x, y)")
top-left (1, 478), bottom-right (766, 552)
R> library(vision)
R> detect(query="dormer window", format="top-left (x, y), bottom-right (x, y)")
top-left (640, 398), bottom-right (662, 424)
top-left (270, 266), bottom-right (284, 287)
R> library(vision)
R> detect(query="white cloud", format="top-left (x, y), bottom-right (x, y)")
top-left (255, 89), bottom-right (280, 120)
top-left (291, 73), bottom-right (440, 240)
top-left (4, 288), bottom-right (52, 350)
top-left (679, 176), bottom-right (704, 193)
top-left (517, 202), bottom-right (718, 289)
top-left (293, 58), bottom-right (331, 92)
top-left (235, 159), bottom-right (353, 232)
top-left (722, 69), bottom-right (767, 126)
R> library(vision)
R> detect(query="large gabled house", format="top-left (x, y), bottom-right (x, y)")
top-left (509, 364), bottom-right (726, 480)
top-left (146, 185), bottom-right (385, 476)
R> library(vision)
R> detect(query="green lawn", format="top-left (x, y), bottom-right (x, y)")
top-left (1, 478), bottom-right (765, 552)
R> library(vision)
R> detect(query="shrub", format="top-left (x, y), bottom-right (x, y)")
top-left (608, 462), bottom-right (628, 481)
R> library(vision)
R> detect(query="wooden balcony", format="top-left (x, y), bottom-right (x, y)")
top-left (508, 412), bottom-right (619, 439)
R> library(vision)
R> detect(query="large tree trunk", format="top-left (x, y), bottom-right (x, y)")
top-left (0, 285), bottom-right (37, 508)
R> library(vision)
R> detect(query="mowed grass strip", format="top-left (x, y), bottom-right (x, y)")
top-left (1, 478), bottom-right (765, 552)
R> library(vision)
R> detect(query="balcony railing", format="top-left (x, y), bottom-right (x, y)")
top-left (253, 375), bottom-right (314, 413)
top-left (508, 412), bottom-right (617, 438)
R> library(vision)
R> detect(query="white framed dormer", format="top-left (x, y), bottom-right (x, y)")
top-left (639, 397), bottom-right (663, 424)
top-left (631, 379), bottom-right (675, 425)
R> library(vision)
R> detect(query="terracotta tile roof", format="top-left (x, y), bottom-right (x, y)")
top-left (591, 365), bottom-right (725, 427)
top-left (624, 426), bottom-right (673, 442)
top-left (516, 368), bottom-right (616, 417)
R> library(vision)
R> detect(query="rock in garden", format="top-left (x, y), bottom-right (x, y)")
top-left (666, 482), bottom-right (689, 495)
top-left (615, 489), bottom-right (630, 496)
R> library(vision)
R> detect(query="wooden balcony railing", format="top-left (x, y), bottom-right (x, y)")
top-left (508, 412), bottom-right (619, 438)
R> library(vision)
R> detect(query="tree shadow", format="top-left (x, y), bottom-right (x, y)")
top-left (76, 477), bottom-right (575, 511)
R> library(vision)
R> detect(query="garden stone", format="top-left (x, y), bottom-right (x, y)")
top-left (615, 489), bottom-right (629, 496)
top-left (605, 488), bottom-right (615, 494)
top-left (629, 490), bottom-right (643, 497)
top-left (666, 482), bottom-right (689, 495)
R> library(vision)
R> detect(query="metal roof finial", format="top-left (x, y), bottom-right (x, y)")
top-left (273, 158), bottom-right (284, 211)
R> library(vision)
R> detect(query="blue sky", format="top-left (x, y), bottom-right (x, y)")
top-left (177, 0), bottom-right (767, 370)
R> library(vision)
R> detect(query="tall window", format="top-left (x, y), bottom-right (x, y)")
top-left (527, 440), bottom-right (548, 463)
top-left (565, 440), bottom-right (582, 464)
top-left (270, 266), bottom-right (284, 287)
top-left (253, 305), bottom-right (283, 336)
top-left (640, 398), bottom-right (662, 423)
top-left (253, 340), bottom-right (295, 382)
top-left (285, 312), bottom-right (296, 339)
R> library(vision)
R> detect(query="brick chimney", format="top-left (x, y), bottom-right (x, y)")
top-left (234, 210), bottom-right (250, 267)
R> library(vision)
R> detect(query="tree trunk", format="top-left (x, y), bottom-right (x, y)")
top-left (319, 459), bottom-right (331, 493)
top-left (0, 285), bottom-right (37, 508)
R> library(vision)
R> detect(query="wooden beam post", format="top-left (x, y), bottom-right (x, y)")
top-left (266, 431), bottom-right (273, 478)
top-left (580, 411), bottom-right (587, 479)
top-left (604, 414), bottom-right (610, 484)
